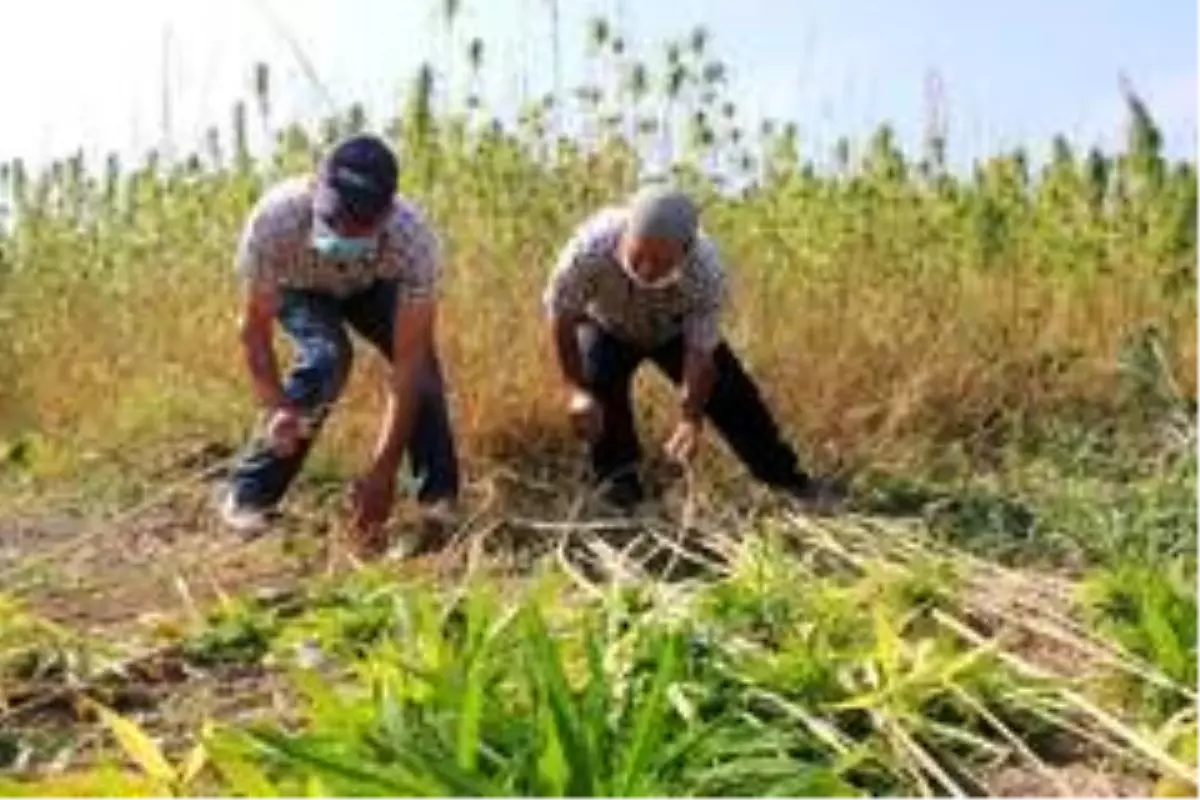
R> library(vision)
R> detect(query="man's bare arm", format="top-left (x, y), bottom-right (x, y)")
top-left (550, 312), bottom-right (589, 392)
top-left (680, 304), bottom-right (721, 424)
top-left (680, 346), bottom-right (717, 423)
top-left (238, 281), bottom-right (290, 411)
top-left (368, 299), bottom-right (436, 476)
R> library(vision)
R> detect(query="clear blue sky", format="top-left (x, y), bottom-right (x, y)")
top-left (0, 0), bottom-right (1194, 170)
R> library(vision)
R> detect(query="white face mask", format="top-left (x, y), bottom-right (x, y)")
top-left (310, 214), bottom-right (381, 262)
top-left (618, 251), bottom-right (684, 290)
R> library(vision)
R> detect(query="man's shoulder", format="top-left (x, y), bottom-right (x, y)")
top-left (577, 204), bottom-right (628, 238)
top-left (682, 231), bottom-right (726, 304)
top-left (566, 204), bottom-right (628, 258)
top-left (246, 176), bottom-right (313, 235)
top-left (256, 176), bottom-right (312, 211)
top-left (379, 196), bottom-right (439, 264)
top-left (689, 231), bottom-right (723, 273)
top-left (235, 177), bottom-right (313, 279)
top-left (381, 195), bottom-right (433, 234)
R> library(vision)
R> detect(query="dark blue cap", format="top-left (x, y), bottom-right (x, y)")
top-left (313, 134), bottom-right (399, 225)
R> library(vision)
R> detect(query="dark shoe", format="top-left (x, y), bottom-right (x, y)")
top-left (776, 474), bottom-right (847, 516)
top-left (385, 500), bottom-right (459, 561)
top-left (413, 499), bottom-right (460, 556)
top-left (597, 474), bottom-right (646, 513)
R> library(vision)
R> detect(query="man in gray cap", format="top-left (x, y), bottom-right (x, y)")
top-left (544, 185), bottom-right (837, 510)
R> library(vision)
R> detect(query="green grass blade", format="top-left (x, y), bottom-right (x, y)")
top-left (206, 731), bottom-right (282, 797)
top-left (456, 663), bottom-right (486, 773)
top-left (692, 756), bottom-right (816, 794)
top-left (246, 729), bottom-right (421, 796)
top-left (521, 605), bottom-right (595, 796)
top-left (388, 733), bottom-right (508, 797)
top-left (616, 635), bottom-right (682, 796)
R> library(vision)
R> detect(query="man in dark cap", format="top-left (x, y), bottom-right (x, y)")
top-left (221, 134), bottom-right (460, 555)
top-left (544, 185), bottom-right (839, 510)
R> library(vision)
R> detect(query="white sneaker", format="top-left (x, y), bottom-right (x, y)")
top-left (218, 489), bottom-right (274, 537)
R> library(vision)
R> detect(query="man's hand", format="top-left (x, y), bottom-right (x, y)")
top-left (568, 389), bottom-right (603, 442)
top-left (265, 406), bottom-right (307, 457)
top-left (665, 418), bottom-right (703, 465)
top-left (666, 343), bottom-right (717, 466)
top-left (349, 468), bottom-right (396, 548)
top-left (550, 312), bottom-right (603, 444)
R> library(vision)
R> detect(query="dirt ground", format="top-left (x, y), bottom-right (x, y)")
top-left (984, 762), bottom-right (1158, 797)
top-left (0, 453), bottom-right (710, 767)
top-left (0, 467), bottom-right (314, 773)
top-left (0, 458), bottom-right (1175, 796)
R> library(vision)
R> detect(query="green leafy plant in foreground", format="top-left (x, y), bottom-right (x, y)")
top-left (206, 592), bottom-right (865, 797)
top-left (6, 537), bottom-right (1194, 797)
top-left (173, 545), bottom-right (1064, 797)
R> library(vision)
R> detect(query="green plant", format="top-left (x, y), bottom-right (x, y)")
top-left (1080, 561), bottom-right (1198, 720)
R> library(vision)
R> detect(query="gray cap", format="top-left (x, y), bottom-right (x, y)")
top-left (625, 185), bottom-right (698, 244)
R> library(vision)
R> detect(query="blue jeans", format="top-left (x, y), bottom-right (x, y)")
top-left (230, 280), bottom-right (460, 508)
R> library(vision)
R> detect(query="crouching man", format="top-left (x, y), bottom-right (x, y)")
top-left (543, 185), bottom-right (839, 511)
top-left (220, 134), bottom-right (460, 555)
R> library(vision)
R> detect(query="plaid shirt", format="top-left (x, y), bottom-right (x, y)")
top-left (235, 176), bottom-right (440, 301)
top-left (543, 206), bottom-right (727, 352)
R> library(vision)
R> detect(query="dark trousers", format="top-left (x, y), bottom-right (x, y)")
top-left (230, 280), bottom-right (460, 509)
top-left (579, 323), bottom-right (809, 491)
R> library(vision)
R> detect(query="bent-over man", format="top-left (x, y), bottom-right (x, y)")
top-left (543, 185), bottom-right (839, 511)
top-left (221, 134), bottom-right (460, 554)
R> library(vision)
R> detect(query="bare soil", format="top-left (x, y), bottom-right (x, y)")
top-left (0, 458), bottom-right (1186, 797)
top-left (984, 762), bottom-right (1156, 797)
top-left (0, 457), bottom-right (702, 773)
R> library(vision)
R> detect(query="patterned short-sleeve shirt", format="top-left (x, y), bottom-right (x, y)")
top-left (235, 176), bottom-right (441, 301)
top-left (543, 205), bottom-right (727, 352)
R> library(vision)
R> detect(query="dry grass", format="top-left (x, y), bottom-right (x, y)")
top-left (2, 238), bottom-right (1192, 490)
top-left (6, 179), bottom-right (1195, 467)
top-left (0, 20), bottom-right (1193, 797)
top-left (0, 25), bottom-right (1194, 490)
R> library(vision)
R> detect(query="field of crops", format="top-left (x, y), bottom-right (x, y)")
top-left (0, 15), bottom-right (1196, 797)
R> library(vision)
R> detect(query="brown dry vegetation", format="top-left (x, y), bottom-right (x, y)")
top-left (0, 26), bottom-right (1194, 489)
top-left (0, 16), bottom-right (1195, 799)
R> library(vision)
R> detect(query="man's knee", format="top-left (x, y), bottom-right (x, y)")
top-left (587, 380), bottom-right (636, 422)
top-left (290, 336), bottom-right (353, 410)
top-left (580, 326), bottom-right (641, 388)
